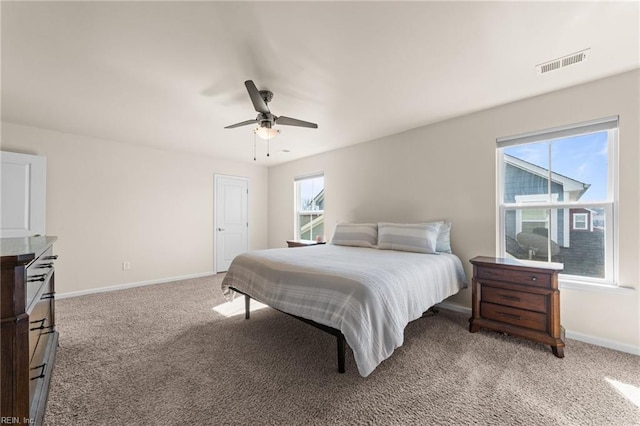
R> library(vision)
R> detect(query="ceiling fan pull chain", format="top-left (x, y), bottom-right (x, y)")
top-left (253, 132), bottom-right (256, 161)
top-left (267, 136), bottom-right (270, 157)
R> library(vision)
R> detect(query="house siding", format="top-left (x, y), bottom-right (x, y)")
top-left (504, 163), bottom-right (566, 203)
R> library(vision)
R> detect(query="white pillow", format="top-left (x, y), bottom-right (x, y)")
top-left (436, 221), bottom-right (452, 253)
top-left (331, 223), bottom-right (378, 247)
top-left (377, 222), bottom-right (441, 254)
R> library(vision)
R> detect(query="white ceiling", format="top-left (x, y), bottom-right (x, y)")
top-left (2, 1), bottom-right (638, 166)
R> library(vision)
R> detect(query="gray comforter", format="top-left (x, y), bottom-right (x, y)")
top-left (221, 244), bottom-right (467, 377)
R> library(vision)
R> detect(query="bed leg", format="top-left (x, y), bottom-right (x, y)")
top-left (337, 334), bottom-right (346, 373)
top-left (244, 294), bottom-right (250, 320)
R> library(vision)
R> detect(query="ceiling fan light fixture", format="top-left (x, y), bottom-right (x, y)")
top-left (255, 127), bottom-right (280, 140)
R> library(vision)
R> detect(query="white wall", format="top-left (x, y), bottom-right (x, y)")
top-left (268, 70), bottom-right (640, 351)
top-left (1, 122), bottom-right (269, 294)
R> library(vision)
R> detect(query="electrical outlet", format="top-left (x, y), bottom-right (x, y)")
top-left (122, 261), bottom-right (131, 270)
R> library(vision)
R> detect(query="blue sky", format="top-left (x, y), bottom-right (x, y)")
top-left (505, 131), bottom-right (609, 202)
top-left (298, 176), bottom-right (324, 210)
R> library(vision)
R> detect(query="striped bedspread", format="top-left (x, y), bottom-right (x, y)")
top-left (221, 244), bottom-right (467, 377)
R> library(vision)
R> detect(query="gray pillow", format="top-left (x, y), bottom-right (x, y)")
top-left (331, 223), bottom-right (378, 247)
top-left (377, 222), bottom-right (441, 254)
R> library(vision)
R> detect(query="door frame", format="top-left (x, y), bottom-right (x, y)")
top-left (213, 174), bottom-right (249, 273)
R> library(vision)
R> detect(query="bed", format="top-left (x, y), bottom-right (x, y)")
top-left (221, 239), bottom-right (467, 377)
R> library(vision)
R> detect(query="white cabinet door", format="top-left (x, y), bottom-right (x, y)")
top-left (1, 151), bottom-right (47, 237)
top-left (215, 175), bottom-right (248, 272)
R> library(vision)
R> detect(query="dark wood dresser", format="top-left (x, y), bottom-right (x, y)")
top-left (1, 236), bottom-right (58, 425)
top-left (469, 256), bottom-right (565, 357)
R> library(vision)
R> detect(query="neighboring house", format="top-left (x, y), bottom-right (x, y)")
top-left (504, 155), bottom-right (604, 277)
top-left (570, 207), bottom-right (603, 232)
top-left (299, 189), bottom-right (324, 240)
top-left (504, 154), bottom-right (591, 250)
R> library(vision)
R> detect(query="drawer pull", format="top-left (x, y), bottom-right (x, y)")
top-left (531, 276), bottom-right (537, 281)
top-left (44, 255), bottom-right (59, 260)
top-left (41, 292), bottom-right (56, 300)
top-left (30, 318), bottom-right (46, 331)
top-left (500, 295), bottom-right (521, 302)
top-left (38, 263), bottom-right (54, 269)
top-left (30, 363), bottom-right (46, 380)
top-left (498, 312), bottom-right (521, 320)
top-left (28, 274), bottom-right (47, 282)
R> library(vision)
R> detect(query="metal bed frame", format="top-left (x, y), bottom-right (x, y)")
top-left (230, 287), bottom-right (347, 373)
top-left (230, 286), bottom-right (438, 374)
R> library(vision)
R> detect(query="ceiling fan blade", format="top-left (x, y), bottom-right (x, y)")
top-left (276, 116), bottom-right (318, 129)
top-left (244, 80), bottom-right (270, 114)
top-left (224, 119), bottom-right (257, 129)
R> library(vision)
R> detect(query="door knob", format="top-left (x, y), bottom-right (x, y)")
top-left (217, 228), bottom-right (225, 231)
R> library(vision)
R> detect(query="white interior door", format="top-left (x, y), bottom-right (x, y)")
top-left (1, 151), bottom-right (47, 237)
top-left (215, 175), bottom-right (248, 272)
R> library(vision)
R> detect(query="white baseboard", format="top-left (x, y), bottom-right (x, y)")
top-left (55, 271), bottom-right (215, 300)
top-left (436, 301), bottom-right (640, 357)
top-left (436, 301), bottom-right (471, 316)
top-left (563, 330), bottom-right (640, 356)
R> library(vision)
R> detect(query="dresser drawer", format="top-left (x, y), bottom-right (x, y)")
top-left (476, 266), bottom-right (551, 288)
top-left (482, 286), bottom-right (547, 313)
top-left (28, 331), bottom-right (53, 411)
top-left (26, 246), bottom-right (56, 310)
top-left (481, 302), bottom-right (547, 332)
top-left (28, 289), bottom-right (55, 411)
top-left (29, 294), bottom-right (53, 364)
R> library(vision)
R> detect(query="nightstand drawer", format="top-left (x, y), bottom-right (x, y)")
top-left (481, 302), bottom-right (547, 332)
top-left (482, 286), bottom-right (547, 313)
top-left (476, 266), bottom-right (551, 288)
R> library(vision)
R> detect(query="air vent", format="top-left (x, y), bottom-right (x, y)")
top-left (537, 49), bottom-right (590, 75)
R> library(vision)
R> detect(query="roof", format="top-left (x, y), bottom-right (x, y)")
top-left (504, 154), bottom-right (591, 199)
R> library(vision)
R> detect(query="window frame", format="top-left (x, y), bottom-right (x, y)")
top-left (496, 117), bottom-right (618, 287)
top-left (294, 173), bottom-right (325, 241)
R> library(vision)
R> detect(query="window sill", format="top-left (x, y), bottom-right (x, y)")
top-left (559, 279), bottom-right (635, 295)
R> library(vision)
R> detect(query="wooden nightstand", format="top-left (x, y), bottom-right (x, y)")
top-left (286, 239), bottom-right (327, 248)
top-left (469, 256), bottom-right (565, 357)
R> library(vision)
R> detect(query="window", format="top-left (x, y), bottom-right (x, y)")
top-left (497, 117), bottom-right (617, 285)
top-left (294, 174), bottom-right (324, 241)
top-left (572, 212), bottom-right (589, 231)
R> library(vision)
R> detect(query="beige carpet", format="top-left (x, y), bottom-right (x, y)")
top-left (45, 275), bottom-right (639, 425)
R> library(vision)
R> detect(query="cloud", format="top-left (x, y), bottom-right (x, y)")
top-left (596, 143), bottom-right (608, 156)
top-left (506, 144), bottom-right (547, 165)
top-left (576, 162), bottom-right (589, 180)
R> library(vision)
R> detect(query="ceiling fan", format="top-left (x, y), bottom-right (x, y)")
top-left (224, 80), bottom-right (318, 140)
